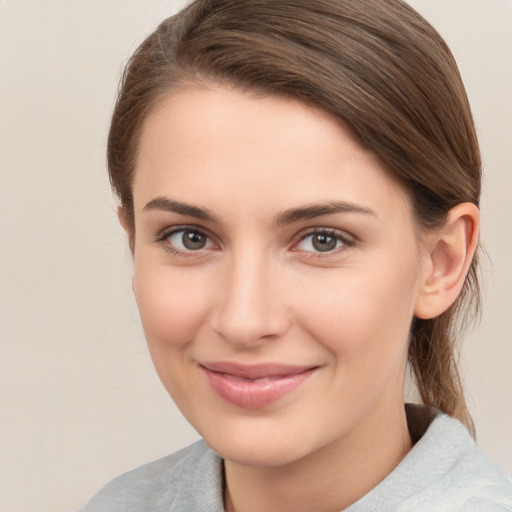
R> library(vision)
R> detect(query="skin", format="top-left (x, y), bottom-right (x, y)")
top-left (124, 85), bottom-right (479, 512)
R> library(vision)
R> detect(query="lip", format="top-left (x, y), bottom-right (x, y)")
top-left (199, 361), bottom-right (318, 409)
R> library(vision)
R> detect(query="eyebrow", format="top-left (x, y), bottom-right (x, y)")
top-left (143, 197), bottom-right (376, 225)
top-left (143, 197), bottom-right (219, 223)
top-left (274, 201), bottom-right (377, 225)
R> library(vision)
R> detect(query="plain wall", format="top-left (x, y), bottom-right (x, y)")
top-left (0, 1), bottom-right (510, 511)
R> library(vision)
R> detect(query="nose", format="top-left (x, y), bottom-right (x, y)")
top-left (210, 253), bottom-right (290, 348)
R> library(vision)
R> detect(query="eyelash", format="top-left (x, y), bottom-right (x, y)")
top-left (292, 228), bottom-right (355, 257)
top-left (153, 226), bottom-right (355, 257)
top-left (153, 226), bottom-right (216, 258)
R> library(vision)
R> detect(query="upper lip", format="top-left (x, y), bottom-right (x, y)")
top-left (200, 361), bottom-right (317, 379)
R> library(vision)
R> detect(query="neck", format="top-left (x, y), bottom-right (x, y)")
top-left (224, 401), bottom-right (411, 512)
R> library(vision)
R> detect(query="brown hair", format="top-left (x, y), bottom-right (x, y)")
top-left (108, 0), bottom-right (480, 434)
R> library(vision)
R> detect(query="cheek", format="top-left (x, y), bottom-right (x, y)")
top-left (133, 263), bottom-right (213, 349)
top-left (132, 262), bottom-right (218, 408)
top-left (295, 261), bottom-right (419, 363)
top-left (293, 268), bottom-right (418, 414)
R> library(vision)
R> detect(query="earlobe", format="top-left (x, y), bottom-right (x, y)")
top-left (414, 203), bottom-right (479, 320)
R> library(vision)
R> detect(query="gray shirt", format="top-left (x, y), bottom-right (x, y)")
top-left (79, 407), bottom-right (512, 511)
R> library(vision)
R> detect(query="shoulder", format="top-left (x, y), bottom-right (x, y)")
top-left (399, 413), bottom-right (512, 511)
top-left (417, 413), bottom-right (512, 511)
top-left (78, 440), bottom-right (224, 512)
top-left (348, 409), bottom-right (512, 511)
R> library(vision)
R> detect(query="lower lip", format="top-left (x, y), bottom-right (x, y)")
top-left (200, 366), bottom-right (316, 409)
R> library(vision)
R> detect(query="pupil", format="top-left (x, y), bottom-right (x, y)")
top-left (312, 234), bottom-right (337, 252)
top-left (183, 231), bottom-right (206, 250)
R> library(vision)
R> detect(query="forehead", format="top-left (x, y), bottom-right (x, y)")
top-left (133, 85), bottom-right (410, 219)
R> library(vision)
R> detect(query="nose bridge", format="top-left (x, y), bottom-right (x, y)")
top-left (212, 247), bottom-right (288, 347)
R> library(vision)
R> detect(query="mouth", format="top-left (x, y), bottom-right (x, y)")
top-left (199, 361), bottom-right (318, 409)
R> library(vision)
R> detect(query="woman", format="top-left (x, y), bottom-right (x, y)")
top-left (80, 0), bottom-right (512, 510)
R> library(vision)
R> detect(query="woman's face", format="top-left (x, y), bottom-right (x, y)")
top-left (130, 86), bottom-right (430, 467)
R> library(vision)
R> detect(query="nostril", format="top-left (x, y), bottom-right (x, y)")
top-left (209, 261), bottom-right (290, 345)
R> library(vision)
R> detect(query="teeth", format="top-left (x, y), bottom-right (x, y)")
top-left (225, 374), bottom-right (281, 382)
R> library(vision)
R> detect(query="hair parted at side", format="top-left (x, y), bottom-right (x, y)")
top-left (108, 0), bottom-right (481, 435)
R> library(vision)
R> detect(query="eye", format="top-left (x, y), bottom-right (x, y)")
top-left (294, 229), bottom-right (353, 253)
top-left (158, 227), bottom-right (216, 254)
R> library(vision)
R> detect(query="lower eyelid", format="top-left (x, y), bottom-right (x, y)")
top-left (154, 226), bottom-right (354, 257)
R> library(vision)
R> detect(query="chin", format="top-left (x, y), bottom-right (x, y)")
top-left (209, 437), bottom-right (307, 468)
top-left (195, 415), bottom-right (327, 468)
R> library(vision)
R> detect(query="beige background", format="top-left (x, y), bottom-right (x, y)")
top-left (0, 1), bottom-right (510, 511)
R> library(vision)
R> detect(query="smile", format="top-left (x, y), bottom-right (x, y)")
top-left (199, 362), bottom-right (318, 409)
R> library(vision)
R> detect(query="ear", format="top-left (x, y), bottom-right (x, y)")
top-left (117, 205), bottom-right (135, 254)
top-left (414, 203), bottom-right (479, 320)
top-left (117, 205), bottom-right (130, 232)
